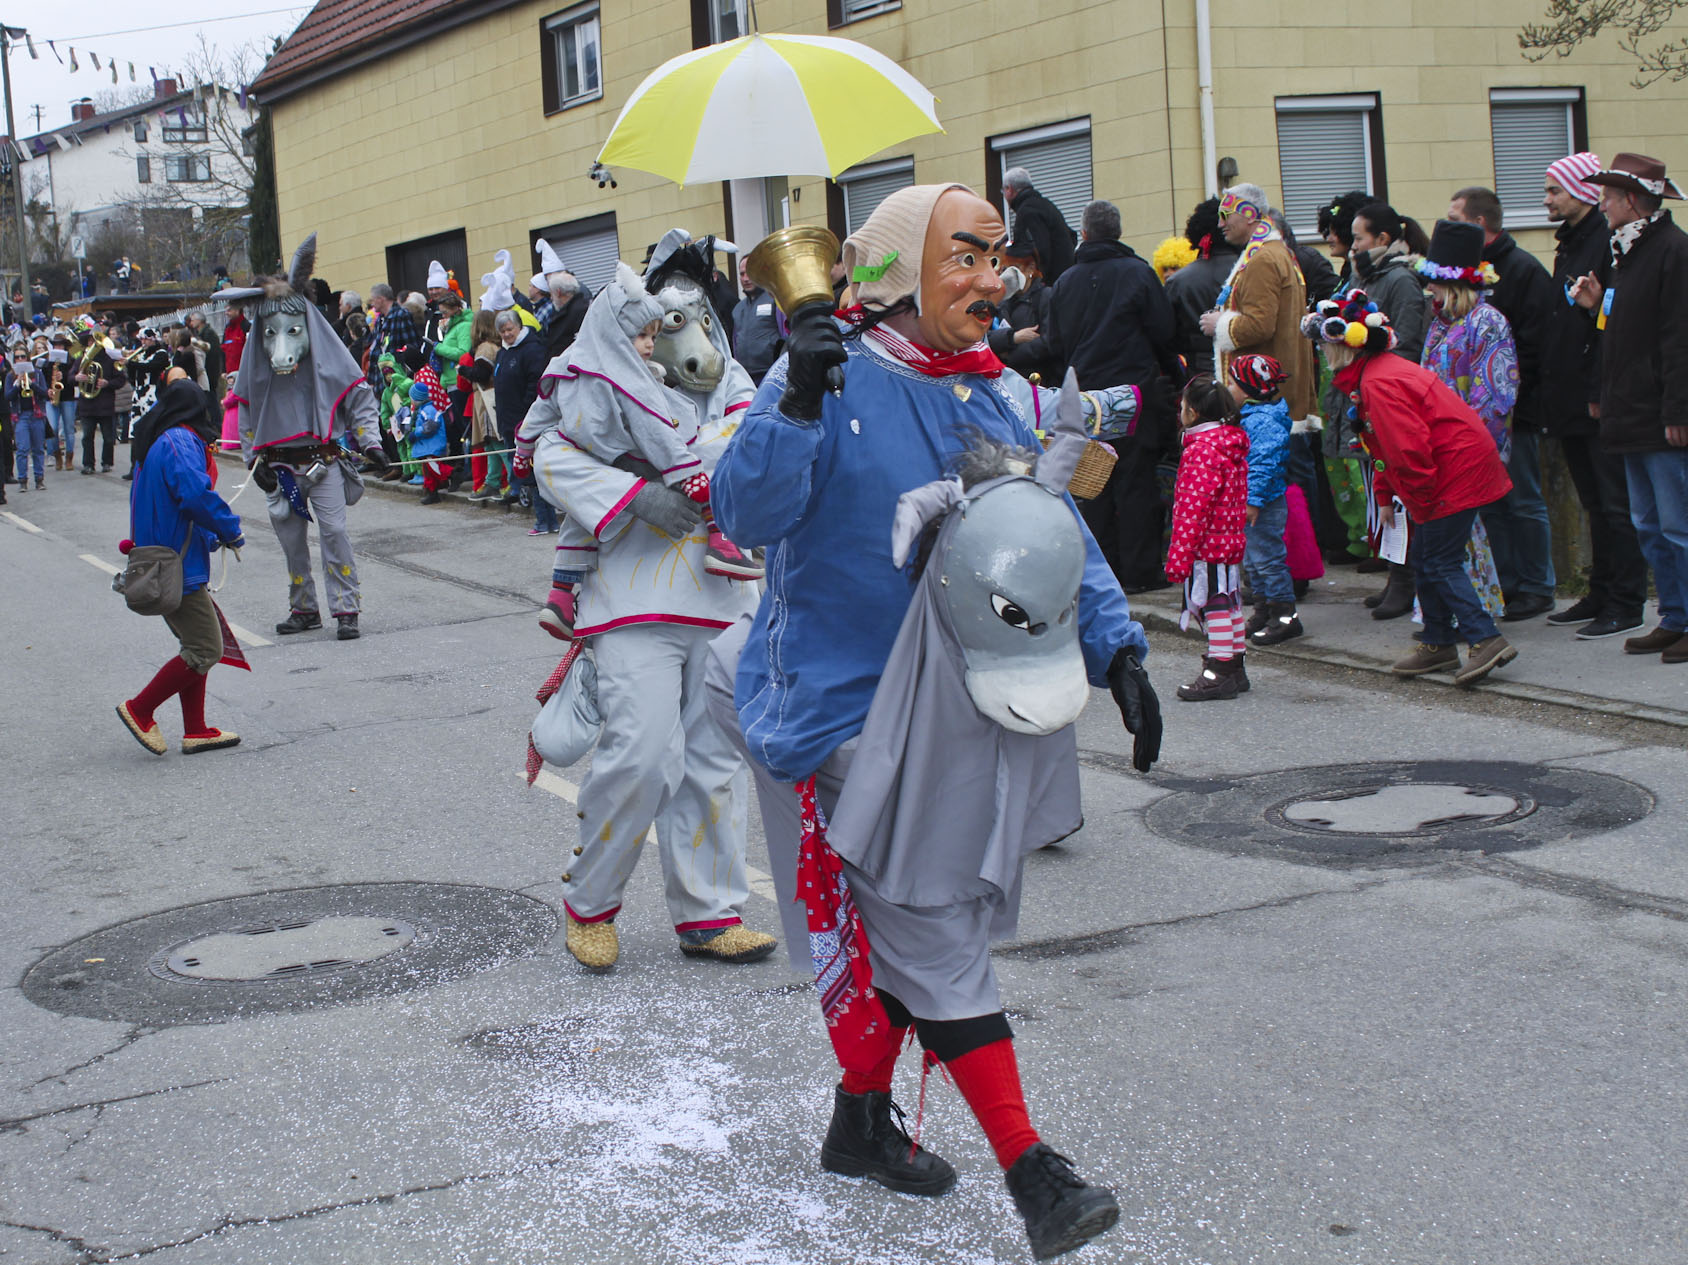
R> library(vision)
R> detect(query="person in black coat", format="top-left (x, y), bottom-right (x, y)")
top-left (1540, 156), bottom-right (1648, 638)
top-left (985, 241), bottom-right (1059, 382)
top-left (545, 276), bottom-right (590, 359)
top-left (493, 310), bottom-right (551, 513)
top-left (1003, 167), bottom-right (1076, 282)
top-left (1164, 198), bottom-right (1241, 378)
top-left (1043, 198), bottom-right (1181, 591)
top-left (1451, 186), bottom-right (1561, 619)
top-left (1571, 153), bottom-right (1688, 661)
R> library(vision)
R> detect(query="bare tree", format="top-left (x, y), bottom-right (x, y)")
top-left (1521, 0), bottom-right (1688, 86)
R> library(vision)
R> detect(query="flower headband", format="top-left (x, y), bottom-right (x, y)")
top-left (1415, 259), bottom-right (1500, 287)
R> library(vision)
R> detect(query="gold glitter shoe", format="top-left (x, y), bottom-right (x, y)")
top-left (181, 729), bottom-right (241, 754)
top-left (679, 925), bottom-right (778, 964)
top-left (565, 914), bottom-right (619, 971)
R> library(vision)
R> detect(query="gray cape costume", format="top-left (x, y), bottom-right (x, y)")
top-left (235, 302), bottom-right (375, 456)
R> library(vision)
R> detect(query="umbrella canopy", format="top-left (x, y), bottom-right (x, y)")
top-left (597, 33), bottom-right (942, 186)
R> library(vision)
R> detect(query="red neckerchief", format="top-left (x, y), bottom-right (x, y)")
top-left (841, 307), bottom-right (1005, 378)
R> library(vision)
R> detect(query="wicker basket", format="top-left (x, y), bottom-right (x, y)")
top-left (1041, 435), bottom-right (1117, 500)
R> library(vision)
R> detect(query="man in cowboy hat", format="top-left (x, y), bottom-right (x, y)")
top-left (1570, 153), bottom-right (1688, 665)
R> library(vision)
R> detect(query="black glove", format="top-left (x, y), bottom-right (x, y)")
top-left (251, 462), bottom-right (278, 493)
top-left (629, 484), bottom-right (704, 538)
top-left (362, 445), bottom-right (390, 472)
top-left (1106, 649), bottom-right (1162, 773)
top-left (611, 453), bottom-right (661, 482)
top-left (779, 301), bottom-right (847, 422)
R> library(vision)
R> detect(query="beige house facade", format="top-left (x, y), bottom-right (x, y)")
top-left (254, 0), bottom-right (1688, 296)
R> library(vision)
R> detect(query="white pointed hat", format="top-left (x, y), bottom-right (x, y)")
top-left (535, 238), bottom-right (566, 276)
top-left (479, 249), bottom-right (516, 311)
top-left (426, 259), bottom-right (448, 290)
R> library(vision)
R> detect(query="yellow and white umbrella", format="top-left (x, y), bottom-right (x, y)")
top-left (597, 33), bottom-right (941, 186)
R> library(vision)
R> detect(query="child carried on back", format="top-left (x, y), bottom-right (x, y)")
top-left (514, 262), bottom-right (760, 640)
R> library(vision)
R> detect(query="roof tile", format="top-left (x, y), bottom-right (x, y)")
top-left (253, 0), bottom-right (462, 94)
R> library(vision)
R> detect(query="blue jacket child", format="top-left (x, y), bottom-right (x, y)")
top-left (1228, 353), bottom-right (1303, 639)
top-left (403, 381), bottom-right (447, 460)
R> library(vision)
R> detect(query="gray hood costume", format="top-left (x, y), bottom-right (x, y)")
top-left (226, 234), bottom-right (384, 624)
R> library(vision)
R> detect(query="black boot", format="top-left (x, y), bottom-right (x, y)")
top-left (1176, 656), bottom-right (1239, 702)
top-left (1251, 602), bottom-right (1303, 646)
top-left (1371, 567), bottom-right (1416, 621)
top-left (336, 614), bottom-right (360, 640)
top-left (1244, 604), bottom-right (1269, 636)
top-left (1233, 653), bottom-right (1250, 693)
top-left (1006, 1142), bottom-right (1120, 1260)
top-left (274, 610), bottom-right (322, 635)
top-left (819, 1085), bottom-right (957, 1196)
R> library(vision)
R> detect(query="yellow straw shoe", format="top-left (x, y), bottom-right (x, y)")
top-left (182, 730), bottom-right (241, 754)
top-left (116, 703), bottom-right (167, 756)
top-left (565, 914), bottom-right (619, 971)
top-left (679, 925), bottom-right (778, 964)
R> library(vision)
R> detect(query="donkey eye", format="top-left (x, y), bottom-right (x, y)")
top-left (664, 311), bottom-right (686, 329)
top-left (991, 594), bottom-right (1032, 630)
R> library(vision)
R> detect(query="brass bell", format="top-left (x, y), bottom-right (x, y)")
top-left (745, 226), bottom-right (840, 317)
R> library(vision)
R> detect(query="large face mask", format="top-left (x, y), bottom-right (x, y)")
top-left (649, 279), bottom-right (724, 393)
top-left (916, 190), bottom-right (1008, 352)
top-left (260, 307), bottom-right (311, 376)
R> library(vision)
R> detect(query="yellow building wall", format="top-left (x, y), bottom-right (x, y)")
top-left (269, 0), bottom-right (1688, 290)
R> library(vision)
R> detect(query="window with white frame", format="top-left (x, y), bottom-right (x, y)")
top-left (990, 119), bottom-right (1093, 237)
top-left (836, 158), bottom-right (913, 236)
top-left (1275, 93), bottom-right (1382, 238)
top-left (164, 154), bottom-right (211, 183)
top-left (1490, 88), bottom-right (1583, 230)
top-left (162, 107), bottom-right (208, 144)
top-left (132, 121), bottom-right (147, 142)
top-left (709, 0), bottom-right (743, 42)
top-left (829, 0), bottom-right (900, 24)
top-left (543, 3), bottom-right (602, 113)
top-left (136, 156), bottom-right (151, 184)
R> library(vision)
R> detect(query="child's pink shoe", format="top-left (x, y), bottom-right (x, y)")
top-left (539, 588), bottom-right (577, 640)
top-left (705, 531), bottom-right (764, 580)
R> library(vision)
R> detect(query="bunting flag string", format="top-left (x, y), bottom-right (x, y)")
top-left (46, 39), bottom-right (60, 63)
top-left (67, 46), bottom-right (77, 71)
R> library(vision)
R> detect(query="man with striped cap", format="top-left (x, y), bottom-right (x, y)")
top-left (1542, 153), bottom-right (1649, 640)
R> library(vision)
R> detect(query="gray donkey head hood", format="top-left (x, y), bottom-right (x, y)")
top-left (222, 234), bottom-right (367, 452)
top-left (823, 370), bottom-right (1092, 910)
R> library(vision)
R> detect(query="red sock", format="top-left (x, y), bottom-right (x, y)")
top-left (128, 656), bottom-right (197, 727)
top-left (178, 667), bottom-right (211, 737)
top-left (840, 1028), bottom-right (907, 1095)
top-left (945, 1038), bottom-right (1040, 1169)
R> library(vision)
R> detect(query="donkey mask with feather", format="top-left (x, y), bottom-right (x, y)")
top-left (889, 368), bottom-right (1094, 736)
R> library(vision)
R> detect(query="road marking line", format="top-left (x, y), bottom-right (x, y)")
top-left (523, 769), bottom-right (778, 901)
top-left (79, 553), bottom-right (120, 576)
top-left (2, 511), bottom-right (42, 534)
top-left (224, 621), bottom-right (273, 648)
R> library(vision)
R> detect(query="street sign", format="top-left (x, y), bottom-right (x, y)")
top-left (70, 235), bottom-right (85, 259)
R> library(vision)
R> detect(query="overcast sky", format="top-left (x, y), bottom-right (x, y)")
top-left (4, 2), bottom-right (313, 137)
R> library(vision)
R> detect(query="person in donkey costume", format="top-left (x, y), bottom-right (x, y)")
top-left (706, 184), bottom-right (1163, 1261)
top-left (227, 236), bottom-right (390, 640)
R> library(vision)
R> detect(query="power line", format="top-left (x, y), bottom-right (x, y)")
top-left (38, 8), bottom-right (311, 45)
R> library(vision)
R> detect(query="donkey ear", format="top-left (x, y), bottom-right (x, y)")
top-left (891, 478), bottom-right (964, 568)
top-left (287, 233), bottom-right (317, 296)
top-left (1035, 366), bottom-right (1088, 494)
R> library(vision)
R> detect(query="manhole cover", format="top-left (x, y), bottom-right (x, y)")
top-left (23, 883), bottom-right (557, 1026)
top-left (1272, 784), bottom-right (1531, 837)
top-left (1142, 760), bottom-right (1652, 866)
top-left (157, 917), bottom-right (419, 981)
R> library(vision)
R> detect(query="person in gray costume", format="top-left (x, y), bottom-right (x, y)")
top-left (227, 236), bottom-right (389, 640)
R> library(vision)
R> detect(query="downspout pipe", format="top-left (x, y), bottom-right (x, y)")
top-left (1196, 0), bottom-right (1218, 197)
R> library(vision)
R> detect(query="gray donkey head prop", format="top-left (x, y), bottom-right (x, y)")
top-left (890, 368), bottom-right (1093, 735)
top-left (644, 228), bottom-right (728, 393)
top-left (250, 235), bottom-right (317, 376)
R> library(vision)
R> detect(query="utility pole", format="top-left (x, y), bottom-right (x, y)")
top-left (0, 25), bottom-right (32, 311)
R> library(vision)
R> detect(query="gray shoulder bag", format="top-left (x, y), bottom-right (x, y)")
top-left (115, 514), bottom-right (193, 617)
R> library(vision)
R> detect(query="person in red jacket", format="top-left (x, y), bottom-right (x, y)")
top-left (1305, 292), bottom-right (1519, 686)
top-left (1166, 375), bottom-right (1252, 700)
top-left (221, 305), bottom-right (248, 376)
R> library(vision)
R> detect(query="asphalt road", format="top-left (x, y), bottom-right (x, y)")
top-left (2, 468), bottom-right (1685, 1265)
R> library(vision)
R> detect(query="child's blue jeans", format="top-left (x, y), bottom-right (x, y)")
top-left (1243, 496), bottom-right (1293, 605)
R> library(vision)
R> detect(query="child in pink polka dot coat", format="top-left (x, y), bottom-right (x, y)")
top-left (1165, 375), bottom-right (1251, 701)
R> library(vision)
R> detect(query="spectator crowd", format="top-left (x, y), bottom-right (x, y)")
top-left (5, 149), bottom-right (1685, 682)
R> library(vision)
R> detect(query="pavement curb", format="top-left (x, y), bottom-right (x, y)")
top-left (1133, 603), bottom-right (1688, 731)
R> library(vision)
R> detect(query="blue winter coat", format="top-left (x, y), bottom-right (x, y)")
top-left (714, 335), bottom-right (1146, 783)
top-left (407, 402), bottom-right (447, 459)
top-left (130, 426), bottom-right (243, 594)
top-left (1240, 398), bottom-right (1291, 506)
